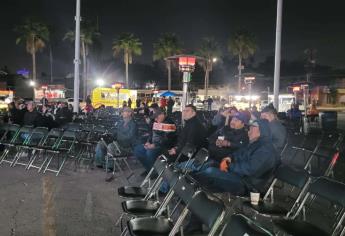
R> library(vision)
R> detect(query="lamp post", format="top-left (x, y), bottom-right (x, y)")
top-left (113, 82), bottom-right (123, 109)
top-left (292, 86), bottom-right (301, 104)
top-left (244, 76), bottom-right (255, 109)
top-left (178, 56), bottom-right (196, 112)
top-left (29, 80), bottom-right (36, 100)
top-left (73, 0), bottom-right (81, 113)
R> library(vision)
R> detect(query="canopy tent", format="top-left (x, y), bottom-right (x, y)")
top-left (158, 91), bottom-right (177, 97)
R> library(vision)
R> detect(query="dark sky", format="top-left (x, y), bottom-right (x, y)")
top-left (1, 0), bottom-right (345, 78)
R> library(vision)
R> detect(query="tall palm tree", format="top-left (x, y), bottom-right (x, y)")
top-left (15, 19), bottom-right (49, 83)
top-left (228, 30), bottom-right (256, 91)
top-left (153, 33), bottom-right (182, 90)
top-left (64, 23), bottom-right (100, 99)
top-left (112, 33), bottom-right (142, 88)
top-left (198, 37), bottom-right (221, 98)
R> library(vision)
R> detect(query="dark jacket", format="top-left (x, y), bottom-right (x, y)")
top-left (23, 110), bottom-right (42, 127)
top-left (176, 115), bottom-right (207, 153)
top-left (268, 120), bottom-right (287, 154)
top-left (56, 107), bottom-right (73, 125)
top-left (11, 108), bottom-right (26, 125)
top-left (117, 118), bottom-right (138, 148)
top-left (208, 126), bottom-right (249, 162)
top-left (229, 119), bottom-right (279, 192)
top-left (150, 118), bottom-right (177, 149)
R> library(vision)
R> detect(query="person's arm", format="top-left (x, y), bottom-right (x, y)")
top-left (229, 146), bottom-right (273, 177)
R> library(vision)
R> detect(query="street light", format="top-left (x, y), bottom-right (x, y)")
top-left (29, 80), bottom-right (36, 87)
top-left (212, 57), bottom-right (217, 63)
top-left (95, 78), bottom-right (105, 87)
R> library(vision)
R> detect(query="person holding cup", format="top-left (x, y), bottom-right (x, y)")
top-left (193, 119), bottom-right (279, 196)
top-left (208, 112), bottom-right (249, 162)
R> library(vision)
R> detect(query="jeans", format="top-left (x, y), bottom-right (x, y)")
top-left (94, 141), bottom-right (113, 170)
top-left (133, 144), bottom-right (162, 171)
top-left (193, 167), bottom-right (246, 195)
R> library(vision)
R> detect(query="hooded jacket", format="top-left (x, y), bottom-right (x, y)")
top-left (229, 119), bottom-right (279, 192)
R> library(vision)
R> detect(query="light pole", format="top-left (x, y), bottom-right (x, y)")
top-left (273, 0), bottom-right (283, 110)
top-left (73, 0), bottom-right (81, 113)
top-left (244, 76), bottom-right (255, 109)
top-left (29, 80), bottom-right (36, 100)
top-left (178, 56), bottom-right (196, 112)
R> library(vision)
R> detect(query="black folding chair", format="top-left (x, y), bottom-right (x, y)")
top-left (220, 214), bottom-right (274, 236)
top-left (274, 177), bottom-right (345, 236)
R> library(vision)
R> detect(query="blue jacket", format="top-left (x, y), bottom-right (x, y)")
top-left (229, 119), bottom-right (279, 192)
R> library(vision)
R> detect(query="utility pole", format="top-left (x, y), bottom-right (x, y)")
top-left (73, 0), bottom-right (81, 113)
top-left (273, 0), bottom-right (283, 111)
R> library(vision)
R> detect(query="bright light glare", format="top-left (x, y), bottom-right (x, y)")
top-left (29, 80), bottom-right (36, 87)
top-left (96, 78), bottom-right (105, 86)
top-left (212, 57), bottom-right (217, 63)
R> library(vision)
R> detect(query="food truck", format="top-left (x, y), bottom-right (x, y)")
top-left (91, 87), bottom-right (137, 108)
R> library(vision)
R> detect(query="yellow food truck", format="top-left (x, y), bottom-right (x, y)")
top-left (91, 87), bottom-right (137, 108)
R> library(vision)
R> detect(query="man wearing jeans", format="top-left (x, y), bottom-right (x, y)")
top-left (134, 109), bottom-right (176, 173)
top-left (193, 119), bottom-right (279, 195)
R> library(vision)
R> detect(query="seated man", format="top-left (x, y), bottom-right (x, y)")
top-left (168, 104), bottom-right (207, 162)
top-left (208, 112), bottom-right (249, 162)
top-left (134, 109), bottom-right (176, 173)
top-left (260, 106), bottom-right (287, 155)
top-left (193, 119), bottom-right (279, 196)
top-left (94, 107), bottom-right (138, 177)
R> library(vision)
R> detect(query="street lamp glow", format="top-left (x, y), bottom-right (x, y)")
top-left (96, 78), bottom-right (105, 87)
top-left (212, 57), bottom-right (217, 63)
top-left (29, 80), bottom-right (36, 87)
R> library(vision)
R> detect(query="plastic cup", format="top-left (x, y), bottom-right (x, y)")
top-left (250, 192), bottom-right (260, 205)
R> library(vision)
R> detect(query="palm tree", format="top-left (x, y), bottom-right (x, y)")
top-left (15, 19), bottom-right (49, 83)
top-left (153, 33), bottom-right (182, 90)
top-left (198, 37), bottom-right (221, 98)
top-left (64, 23), bottom-right (100, 99)
top-left (112, 33), bottom-right (142, 88)
top-left (228, 30), bottom-right (256, 91)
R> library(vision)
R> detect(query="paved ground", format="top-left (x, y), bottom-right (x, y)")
top-left (0, 161), bottom-right (142, 236)
top-left (0, 113), bottom-right (344, 236)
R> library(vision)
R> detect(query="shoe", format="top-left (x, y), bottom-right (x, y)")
top-left (105, 174), bottom-right (115, 182)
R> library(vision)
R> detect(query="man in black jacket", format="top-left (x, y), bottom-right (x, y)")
top-left (23, 101), bottom-right (42, 127)
top-left (208, 112), bottom-right (249, 162)
top-left (168, 104), bottom-right (207, 160)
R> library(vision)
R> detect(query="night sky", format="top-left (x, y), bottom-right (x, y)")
top-left (1, 0), bottom-right (345, 79)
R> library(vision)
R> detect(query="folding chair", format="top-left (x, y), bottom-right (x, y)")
top-left (105, 141), bottom-right (133, 179)
top-left (242, 165), bottom-right (311, 219)
top-left (117, 144), bottom-right (196, 200)
top-left (12, 127), bottom-right (48, 168)
top-left (274, 177), bottom-right (345, 236)
top-left (43, 130), bottom-right (77, 176)
top-left (27, 128), bottom-right (63, 172)
top-left (220, 214), bottom-right (274, 236)
top-left (0, 125), bottom-right (33, 166)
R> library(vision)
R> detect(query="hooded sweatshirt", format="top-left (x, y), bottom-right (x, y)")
top-left (229, 119), bottom-right (279, 192)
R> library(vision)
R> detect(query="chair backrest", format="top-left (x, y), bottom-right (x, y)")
top-left (153, 155), bottom-right (168, 173)
top-left (191, 148), bottom-right (209, 168)
top-left (188, 191), bottom-right (224, 229)
top-left (61, 130), bottom-right (77, 140)
top-left (180, 143), bottom-right (196, 158)
top-left (221, 214), bottom-right (273, 236)
top-left (28, 127), bottom-right (49, 145)
top-left (309, 177), bottom-right (345, 208)
top-left (275, 165), bottom-right (309, 189)
top-left (65, 122), bottom-right (81, 131)
top-left (107, 142), bottom-right (121, 156)
top-left (173, 176), bottom-right (196, 204)
top-left (162, 166), bottom-right (179, 186)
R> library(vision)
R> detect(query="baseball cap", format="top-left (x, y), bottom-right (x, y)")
top-left (233, 112), bottom-right (249, 125)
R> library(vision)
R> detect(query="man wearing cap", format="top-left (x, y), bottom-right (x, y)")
top-left (134, 109), bottom-right (176, 172)
top-left (193, 119), bottom-right (279, 195)
top-left (208, 112), bottom-right (249, 162)
top-left (95, 107), bottom-right (138, 179)
top-left (260, 106), bottom-right (287, 155)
